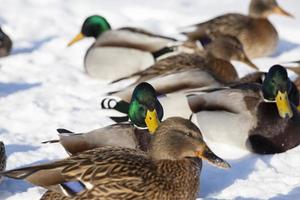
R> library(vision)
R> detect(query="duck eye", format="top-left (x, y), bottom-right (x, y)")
top-left (186, 132), bottom-right (193, 137)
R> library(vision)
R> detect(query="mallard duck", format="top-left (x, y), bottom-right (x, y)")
top-left (43, 82), bottom-right (163, 155)
top-left (0, 141), bottom-right (6, 182)
top-left (109, 35), bottom-right (258, 102)
top-left (105, 65), bottom-right (300, 154)
top-left (187, 65), bottom-right (300, 154)
top-left (0, 27), bottom-right (12, 57)
top-left (68, 15), bottom-right (192, 80)
top-left (2, 117), bottom-right (230, 200)
top-left (183, 0), bottom-right (293, 58)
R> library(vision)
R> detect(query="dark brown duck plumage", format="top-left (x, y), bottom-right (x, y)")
top-left (0, 27), bottom-right (12, 57)
top-left (183, 0), bottom-right (293, 58)
top-left (187, 65), bottom-right (300, 154)
top-left (2, 117), bottom-right (229, 200)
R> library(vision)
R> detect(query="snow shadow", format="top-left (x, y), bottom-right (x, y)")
top-left (270, 186), bottom-right (300, 200)
top-left (5, 144), bottom-right (40, 157)
top-left (199, 154), bottom-right (271, 198)
top-left (0, 144), bottom-right (41, 199)
top-left (0, 82), bottom-right (41, 97)
top-left (0, 179), bottom-right (34, 199)
top-left (11, 36), bottom-right (56, 55)
top-left (271, 39), bottom-right (300, 57)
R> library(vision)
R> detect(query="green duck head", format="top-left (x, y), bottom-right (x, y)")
top-left (249, 0), bottom-right (293, 18)
top-left (262, 64), bottom-right (298, 119)
top-left (68, 15), bottom-right (111, 46)
top-left (128, 82), bottom-right (164, 134)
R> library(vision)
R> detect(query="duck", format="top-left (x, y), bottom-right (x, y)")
top-left (68, 15), bottom-right (194, 80)
top-left (0, 27), bottom-right (12, 57)
top-left (187, 65), bottom-right (300, 154)
top-left (2, 117), bottom-right (230, 200)
top-left (108, 35), bottom-right (258, 102)
top-left (182, 0), bottom-right (293, 58)
top-left (103, 65), bottom-right (300, 153)
top-left (43, 82), bottom-right (163, 155)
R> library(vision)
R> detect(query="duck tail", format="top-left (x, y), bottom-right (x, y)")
top-left (151, 46), bottom-right (177, 60)
top-left (56, 129), bottom-right (74, 134)
top-left (109, 71), bottom-right (141, 85)
top-left (1, 165), bottom-right (44, 180)
top-left (100, 97), bottom-right (130, 123)
top-left (41, 129), bottom-right (75, 144)
top-left (41, 140), bottom-right (59, 144)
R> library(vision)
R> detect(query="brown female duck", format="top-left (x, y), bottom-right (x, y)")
top-left (110, 35), bottom-right (258, 102)
top-left (2, 117), bottom-right (230, 200)
top-left (183, 0), bottom-right (293, 58)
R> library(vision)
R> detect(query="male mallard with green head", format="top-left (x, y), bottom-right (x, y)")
top-left (68, 15), bottom-right (191, 80)
top-left (2, 117), bottom-right (230, 200)
top-left (187, 65), bottom-right (300, 154)
top-left (183, 0), bottom-right (293, 58)
top-left (43, 82), bottom-right (163, 155)
top-left (0, 27), bottom-right (12, 57)
top-left (109, 35), bottom-right (258, 102)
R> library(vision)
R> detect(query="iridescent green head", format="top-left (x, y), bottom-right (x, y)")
top-left (68, 15), bottom-right (111, 46)
top-left (262, 65), bottom-right (297, 118)
top-left (81, 15), bottom-right (111, 38)
top-left (128, 82), bottom-right (164, 134)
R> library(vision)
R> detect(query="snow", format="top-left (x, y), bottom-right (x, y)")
top-left (0, 0), bottom-right (300, 199)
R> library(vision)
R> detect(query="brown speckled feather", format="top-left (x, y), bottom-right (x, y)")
top-left (110, 52), bottom-right (238, 101)
top-left (19, 146), bottom-right (200, 200)
top-left (185, 13), bottom-right (278, 58)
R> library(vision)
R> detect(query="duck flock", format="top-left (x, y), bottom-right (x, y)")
top-left (1, 0), bottom-right (300, 199)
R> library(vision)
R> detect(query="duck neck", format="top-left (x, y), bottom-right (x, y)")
top-left (248, 0), bottom-right (269, 19)
top-left (249, 10), bottom-right (268, 18)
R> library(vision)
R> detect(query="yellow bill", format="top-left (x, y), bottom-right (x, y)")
top-left (195, 145), bottom-right (230, 169)
top-left (67, 33), bottom-right (85, 47)
top-left (273, 6), bottom-right (294, 18)
top-left (145, 109), bottom-right (159, 134)
top-left (275, 91), bottom-right (293, 119)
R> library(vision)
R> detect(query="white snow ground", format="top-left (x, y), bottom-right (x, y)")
top-left (0, 0), bottom-right (300, 199)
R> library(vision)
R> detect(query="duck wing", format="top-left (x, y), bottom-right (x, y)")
top-left (183, 13), bottom-right (250, 42)
top-left (1, 147), bottom-right (150, 197)
top-left (95, 28), bottom-right (175, 52)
